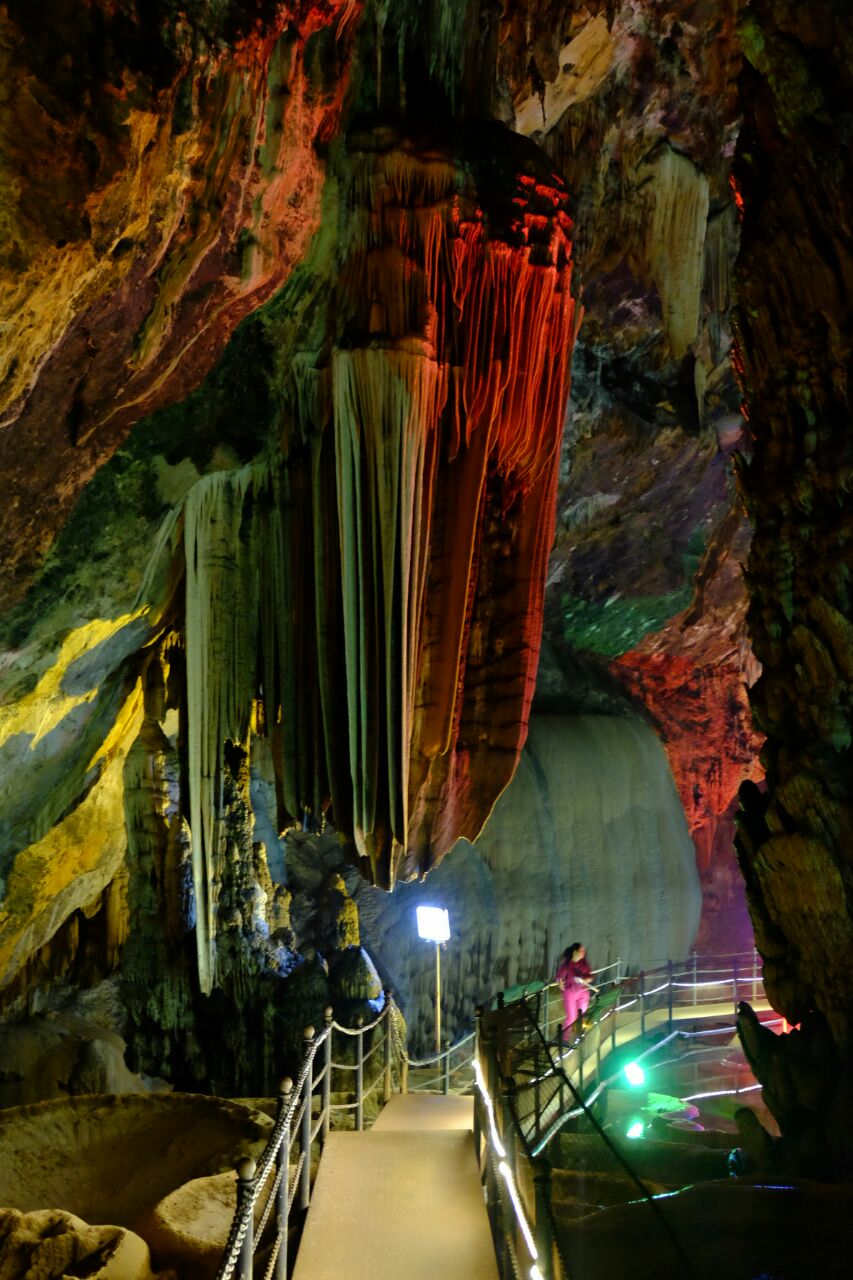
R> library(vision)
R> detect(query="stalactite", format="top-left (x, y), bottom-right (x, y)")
top-left (644, 144), bottom-right (710, 360)
top-left (175, 131), bottom-right (577, 989)
top-left (184, 466), bottom-right (263, 993)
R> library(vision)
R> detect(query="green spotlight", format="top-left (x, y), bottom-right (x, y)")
top-left (624, 1061), bottom-right (646, 1087)
top-left (626, 1119), bottom-right (644, 1139)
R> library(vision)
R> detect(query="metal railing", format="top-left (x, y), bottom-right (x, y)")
top-left (482, 952), bottom-right (767, 1159)
top-left (215, 991), bottom-right (480, 1280)
top-left (215, 951), bottom-right (767, 1280)
top-left (399, 1028), bottom-right (476, 1095)
top-left (470, 951), bottom-right (770, 1279)
top-left (215, 995), bottom-right (402, 1280)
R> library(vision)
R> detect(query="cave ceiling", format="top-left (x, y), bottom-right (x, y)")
top-left (0, 0), bottom-right (768, 1000)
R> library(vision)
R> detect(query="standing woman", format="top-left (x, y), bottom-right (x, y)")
top-left (556, 942), bottom-right (593, 1036)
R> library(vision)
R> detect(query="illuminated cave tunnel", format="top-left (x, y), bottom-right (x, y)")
top-left (0, 0), bottom-right (852, 1276)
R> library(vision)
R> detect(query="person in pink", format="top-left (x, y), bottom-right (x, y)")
top-left (556, 942), bottom-right (593, 1036)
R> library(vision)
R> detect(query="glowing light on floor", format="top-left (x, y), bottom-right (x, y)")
top-left (624, 1061), bottom-right (646, 1086)
top-left (626, 1119), bottom-right (644, 1139)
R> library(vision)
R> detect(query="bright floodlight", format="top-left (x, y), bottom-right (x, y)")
top-left (626, 1120), bottom-right (644, 1140)
top-left (416, 905), bottom-right (450, 943)
top-left (624, 1061), bottom-right (646, 1087)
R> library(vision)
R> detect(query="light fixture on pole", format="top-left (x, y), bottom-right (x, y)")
top-left (416, 906), bottom-right (450, 1054)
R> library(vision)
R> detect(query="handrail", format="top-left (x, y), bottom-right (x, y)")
top-left (215, 949), bottom-right (766, 1280)
top-left (471, 950), bottom-right (767, 1279)
top-left (215, 994), bottom-right (402, 1280)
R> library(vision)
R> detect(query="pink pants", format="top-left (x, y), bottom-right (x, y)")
top-left (562, 985), bottom-right (590, 1033)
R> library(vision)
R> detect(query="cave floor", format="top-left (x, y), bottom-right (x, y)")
top-left (292, 1095), bottom-right (497, 1280)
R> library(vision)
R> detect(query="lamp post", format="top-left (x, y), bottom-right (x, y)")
top-left (416, 906), bottom-right (451, 1055)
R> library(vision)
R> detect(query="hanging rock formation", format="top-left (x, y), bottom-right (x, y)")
top-left (172, 129), bottom-right (577, 989)
top-left (9, 1), bottom-right (849, 1138)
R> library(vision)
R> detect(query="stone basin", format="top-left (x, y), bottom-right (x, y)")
top-left (0, 1092), bottom-right (271, 1232)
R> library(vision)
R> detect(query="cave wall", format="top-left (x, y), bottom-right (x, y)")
top-left (532, 0), bottom-right (761, 948)
top-left (0, 1), bottom-right (776, 1098)
top-left (732, 0), bottom-right (853, 1175)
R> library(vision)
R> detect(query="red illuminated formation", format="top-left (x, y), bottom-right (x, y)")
top-left (319, 141), bottom-right (577, 885)
top-left (177, 138), bottom-right (578, 986)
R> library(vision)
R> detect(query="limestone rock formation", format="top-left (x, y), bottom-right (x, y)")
top-left (349, 713), bottom-right (700, 1048)
top-left (0, 1209), bottom-right (162, 1280)
top-left (1, 0), bottom-right (848, 1171)
top-left (0, 0), bottom-right (359, 606)
top-left (731, 0), bottom-right (853, 1174)
top-left (139, 1171), bottom-right (258, 1280)
top-left (0, 1093), bottom-right (270, 1227)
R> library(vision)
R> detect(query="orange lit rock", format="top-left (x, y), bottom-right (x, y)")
top-left (0, 0), bottom-right (360, 607)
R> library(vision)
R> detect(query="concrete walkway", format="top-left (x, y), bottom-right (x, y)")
top-left (292, 1095), bottom-right (497, 1280)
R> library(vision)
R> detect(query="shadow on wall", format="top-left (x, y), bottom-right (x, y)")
top-left (343, 714), bottom-right (701, 1054)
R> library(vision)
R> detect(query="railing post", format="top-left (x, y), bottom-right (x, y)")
top-left (692, 950), bottom-right (698, 1006)
top-left (383, 992), bottom-right (393, 1104)
top-left (235, 1156), bottom-right (256, 1280)
top-left (667, 959), bottom-right (674, 1033)
top-left (533, 1042), bottom-right (541, 1144)
top-left (299, 1025), bottom-right (314, 1211)
top-left (733, 957), bottom-right (739, 1019)
top-left (532, 1156), bottom-right (554, 1280)
top-left (556, 1024), bottom-right (565, 1115)
top-left (322, 1007), bottom-right (333, 1141)
top-left (753, 946), bottom-right (759, 1000)
top-left (497, 990), bottom-right (505, 1009)
top-left (596, 1015), bottom-right (602, 1082)
top-left (578, 1032), bottom-right (585, 1095)
top-left (640, 970), bottom-right (646, 1038)
top-left (355, 1015), bottom-right (365, 1132)
top-left (274, 1078), bottom-right (293, 1280)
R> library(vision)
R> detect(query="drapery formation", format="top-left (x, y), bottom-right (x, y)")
top-left (181, 137), bottom-right (577, 992)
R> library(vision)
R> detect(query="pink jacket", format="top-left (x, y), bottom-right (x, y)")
top-left (556, 956), bottom-right (591, 991)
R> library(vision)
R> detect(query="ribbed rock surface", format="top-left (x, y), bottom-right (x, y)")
top-left (0, 1093), bottom-right (270, 1225)
top-left (351, 713), bottom-right (700, 1049)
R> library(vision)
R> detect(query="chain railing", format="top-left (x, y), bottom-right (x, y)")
top-left (399, 1028), bottom-right (477, 1095)
top-left (215, 994), bottom-right (402, 1280)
